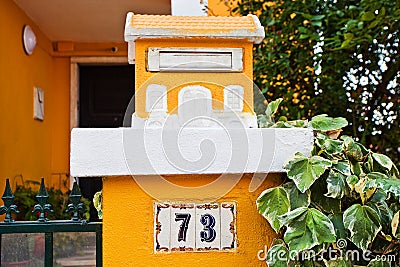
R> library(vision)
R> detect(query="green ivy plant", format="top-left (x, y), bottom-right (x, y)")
top-left (257, 99), bottom-right (400, 266)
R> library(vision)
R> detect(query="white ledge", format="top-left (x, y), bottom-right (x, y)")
top-left (70, 128), bottom-right (313, 177)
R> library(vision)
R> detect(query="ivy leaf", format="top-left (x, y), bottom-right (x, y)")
top-left (346, 175), bottom-right (359, 191)
top-left (391, 211), bottom-right (400, 238)
top-left (271, 120), bottom-right (308, 128)
top-left (367, 258), bottom-right (392, 267)
top-left (256, 187), bottom-right (290, 233)
top-left (284, 152), bottom-right (332, 193)
top-left (370, 189), bottom-right (388, 203)
top-left (316, 133), bottom-right (344, 156)
top-left (265, 98), bottom-right (283, 118)
top-left (311, 114), bottom-right (348, 131)
top-left (333, 161), bottom-right (351, 176)
top-left (266, 243), bottom-right (290, 267)
top-left (278, 207), bottom-right (336, 257)
top-left (366, 200), bottom-right (392, 234)
top-left (364, 176), bottom-right (400, 198)
top-left (343, 204), bottom-right (381, 251)
top-left (355, 177), bottom-right (376, 204)
top-left (350, 161), bottom-right (363, 176)
top-left (323, 257), bottom-right (352, 267)
top-left (342, 136), bottom-right (368, 162)
top-left (366, 172), bottom-right (389, 180)
top-left (311, 177), bottom-right (342, 214)
top-left (283, 181), bottom-right (310, 210)
top-left (329, 213), bottom-right (346, 240)
top-left (325, 170), bottom-right (350, 199)
top-left (345, 142), bottom-right (364, 161)
top-left (372, 153), bottom-right (393, 171)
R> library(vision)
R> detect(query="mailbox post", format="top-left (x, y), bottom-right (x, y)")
top-left (71, 13), bottom-right (313, 266)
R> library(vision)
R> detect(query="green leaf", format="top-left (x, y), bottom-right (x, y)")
top-left (311, 15), bottom-right (325, 21)
top-left (343, 204), bottom-right (381, 251)
top-left (351, 161), bottom-right (363, 176)
top-left (340, 40), bottom-right (351, 49)
top-left (311, 20), bottom-right (322, 27)
top-left (278, 207), bottom-right (336, 257)
top-left (370, 189), bottom-right (388, 203)
top-left (324, 257), bottom-right (352, 267)
top-left (300, 34), bottom-right (309, 40)
top-left (391, 211), bottom-right (400, 238)
top-left (361, 11), bottom-right (375, 21)
top-left (344, 142), bottom-right (364, 162)
top-left (265, 98), bottom-right (283, 118)
top-left (311, 114), bottom-right (348, 131)
top-left (367, 258), bottom-right (392, 267)
top-left (266, 243), bottom-right (290, 267)
top-left (325, 171), bottom-right (349, 199)
top-left (283, 181), bottom-right (311, 210)
top-left (366, 199), bottom-right (392, 234)
top-left (371, 153), bottom-right (394, 171)
top-left (366, 172), bottom-right (389, 180)
top-left (311, 177), bottom-right (342, 214)
top-left (364, 177), bottom-right (400, 197)
top-left (256, 187), bottom-right (290, 232)
top-left (333, 161), bottom-right (351, 176)
top-left (329, 213), bottom-right (346, 240)
top-left (316, 134), bottom-right (344, 156)
top-left (346, 175), bottom-right (359, 191)
top-left (285, 153), bottom-right (332, 193)
top-left (344, 33), bottom-right (354, 40)
top-left (271, 120), bottom-right (308, 128)
top-left (258, 114), bottom-right (272, 128)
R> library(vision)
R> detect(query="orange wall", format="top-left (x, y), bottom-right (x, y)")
top-left (0, 0), bottom-right (55, 193)
top-left (134, 38), bottom-right (254, 118)
top-left (208, 0), bottom-right (239, 16)
top-left (103, 174), bottom-right (280, 266)
top-left (0, 1), bottom-right (127, 197)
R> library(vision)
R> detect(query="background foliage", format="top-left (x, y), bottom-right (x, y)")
top-left (234, 0), bottom-right (400, 166)
top-left (257, 102), bottom-right (400, 266)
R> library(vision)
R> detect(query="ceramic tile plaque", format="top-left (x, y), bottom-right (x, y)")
top-left (154, 202), bottom-right (236, 252)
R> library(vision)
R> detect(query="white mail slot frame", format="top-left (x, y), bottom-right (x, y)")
top-left (147, 48), bottom-right (243, 72)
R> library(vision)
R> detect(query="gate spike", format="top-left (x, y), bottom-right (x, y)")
top-left (67, 180), bottom-right (85, 221)
top-left (33, 178), bottom-right (53, 222)
top-left (0, 178), bottom-right (19, 223)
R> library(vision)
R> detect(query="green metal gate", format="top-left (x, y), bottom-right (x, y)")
top-left (0, 178), bottom-right (102, 267)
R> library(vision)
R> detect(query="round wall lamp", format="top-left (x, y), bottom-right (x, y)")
top-left (22, 25), bottom-right (37, 55)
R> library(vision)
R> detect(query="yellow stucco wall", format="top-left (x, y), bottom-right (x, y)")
top-left (134, 38), bottom-right (254, 118)
top-left (0, 0), bottom-right (54, 193)
top-left (103, 174), bottom-right (280, 266)
top-left (0, 1), bottom-right (128, 196)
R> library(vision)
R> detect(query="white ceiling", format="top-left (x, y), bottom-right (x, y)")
top-left (13, 0), bottom-right (171, 42)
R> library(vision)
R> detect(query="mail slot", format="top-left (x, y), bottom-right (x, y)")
top-left (147, 48), bottom-right (243, 72)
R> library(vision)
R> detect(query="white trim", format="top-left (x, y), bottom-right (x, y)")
top-left (147, 48), bottom-right (243, 72)
top-left (70, 128), bottom-right (314, 176)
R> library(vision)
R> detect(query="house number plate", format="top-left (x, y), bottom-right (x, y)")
top-left (154, 202), bottom-right (236, 252)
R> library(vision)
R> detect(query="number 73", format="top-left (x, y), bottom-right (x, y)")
top-left (175, 213), bottom-right (216, 242)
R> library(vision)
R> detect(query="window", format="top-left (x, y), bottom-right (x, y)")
top-left (146, 84), bottom-right (167, 112)
top-left (224, 85), bottom-right (244, 112)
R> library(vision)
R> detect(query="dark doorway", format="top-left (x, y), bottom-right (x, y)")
top-left (78, 65), bottom-right (135, 221)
